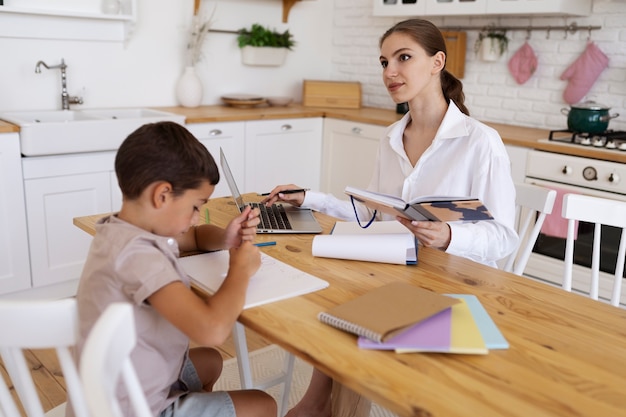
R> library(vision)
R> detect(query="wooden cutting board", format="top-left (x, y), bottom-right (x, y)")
top-left (442, 31), bottom-right (467, 79)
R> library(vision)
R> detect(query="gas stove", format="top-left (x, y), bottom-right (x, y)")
top-left (547, 129), bottom-right (626, 151)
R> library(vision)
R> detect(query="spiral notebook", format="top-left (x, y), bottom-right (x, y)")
top-left (317, 282), bottom-right (460, 343)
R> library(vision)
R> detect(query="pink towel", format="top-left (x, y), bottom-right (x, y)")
top-left (560, 42), bottom-right (609, 105)
top-left (508, 42), bottom-right (538, 85)
top-left (540, 188), bottom-right (578, 239)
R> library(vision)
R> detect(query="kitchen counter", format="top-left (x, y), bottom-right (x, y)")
top-left (3, 104), bottom-right (624, 163)
top-left (0, 120), bottom-right (19, 133)
top-left (156, 104), bottom-right (626, 164)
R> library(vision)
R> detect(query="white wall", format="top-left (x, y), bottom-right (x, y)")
top-left (331, 0), bottom-right (626, 132)
top-left (0, 0), bottom-right (333, 111)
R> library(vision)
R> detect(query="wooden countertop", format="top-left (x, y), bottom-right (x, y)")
top-left (0, 120), bottom-right (19, 134)
top-left (3, 104), bottom-right (624, 163)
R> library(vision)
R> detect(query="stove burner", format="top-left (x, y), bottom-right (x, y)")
top-left (548, 129), bottom-right (626, 151)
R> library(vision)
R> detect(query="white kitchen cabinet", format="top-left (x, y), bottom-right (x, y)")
top-left (373, 0), bottom-right (591, 17)
top-left (486, 0), bottom-right (591, 16)
top-left (0, 133), bottom-right (31, 296)
top-left (505, 144), bottom-right (529, 184)
top-left (321, 119), bottom-right (385, 200)
top-left (0, 0), bottom-right (138, 42)
top-left (244, 118), bottom-right (323, 194)
top-left (21, 152), bottom-right (117, 296)
top-left (186, 122), bottom-right (246, 198)
top-left (425, 0), bottom-right (487, 16)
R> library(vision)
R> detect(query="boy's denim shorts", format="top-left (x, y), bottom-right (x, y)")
top-left (160, 354), bottom-right (235, 417)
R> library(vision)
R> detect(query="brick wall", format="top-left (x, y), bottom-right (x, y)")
top-left (330, 0), bottom-right (626, 132)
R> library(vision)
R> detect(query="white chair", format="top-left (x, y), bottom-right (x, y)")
top-left (503, 183), bottom-right (557, 276)
top-left (232, 323), bottom-right (295, 417)
top-left (0, 298), bottom-right (89, 417)
top-left (562, 193), bottom-right (626, 307)
top-left (79, 303), bottom-right (151, 417)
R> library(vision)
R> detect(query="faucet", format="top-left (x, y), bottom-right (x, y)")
top-left (35, 58), bottom-right (83, 110)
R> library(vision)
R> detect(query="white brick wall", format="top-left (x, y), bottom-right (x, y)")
top-left (331, 0), bottom-right (626, 133)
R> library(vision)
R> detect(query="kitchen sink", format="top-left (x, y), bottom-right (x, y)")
top-left (0, 108), bottom-right (186, 156)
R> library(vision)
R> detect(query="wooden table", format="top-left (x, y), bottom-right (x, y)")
top-left (74, 194), bottom-right (626, 417)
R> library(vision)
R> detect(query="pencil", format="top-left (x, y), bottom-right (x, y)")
top-left (260, 188), bottom-right (310, 196)
top-left (254, 241), bottom-right (277, 247)
top-left (204, 208), bottom-right (210, 224)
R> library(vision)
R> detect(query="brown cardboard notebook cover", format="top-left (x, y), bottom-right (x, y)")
top-left (317, 282), bottom-right (460, 342)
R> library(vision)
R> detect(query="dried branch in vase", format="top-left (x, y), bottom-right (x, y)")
top-left (185, 6), bottom-right (216, 66)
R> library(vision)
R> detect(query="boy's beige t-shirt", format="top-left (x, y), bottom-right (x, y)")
top-left (74, 215), bottom-right (191, 417)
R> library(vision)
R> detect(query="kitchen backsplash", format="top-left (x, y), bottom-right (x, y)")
top-left (330, 0), bottom-right (626, 133)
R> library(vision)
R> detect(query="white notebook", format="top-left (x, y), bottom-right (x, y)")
top-left (179, 251), bottom-right (329, 309)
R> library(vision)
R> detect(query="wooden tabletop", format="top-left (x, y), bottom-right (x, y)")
top-left (74, 195), bottom-right (626, 417)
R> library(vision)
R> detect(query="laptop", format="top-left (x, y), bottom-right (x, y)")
top-left (219, 148), bottom-right (323, 234)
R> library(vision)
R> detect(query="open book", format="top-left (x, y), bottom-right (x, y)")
top-left (311, 221), bottom-right (417, 265)
top-left (344, 186), bottom-right (494, 222)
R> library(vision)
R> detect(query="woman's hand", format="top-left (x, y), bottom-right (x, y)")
top-left (260, 184), bottom-right (306, 207)
top-left (224, 205), bottom-right (260, 248)
top-left (397, 217), bottom-right (452, 251)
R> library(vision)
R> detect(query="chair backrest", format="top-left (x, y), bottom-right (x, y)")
top-left (562, 193), bottom-right (626, 307)
top-left (79, 303), bottom-right (152, 417)
top-left (503, 183), bottom-right (556, 275)
top-left (0, 298), bottom-right (89, 417)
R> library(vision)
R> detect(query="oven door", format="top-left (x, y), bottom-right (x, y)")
top-left (523, 178), bottom-right (626, 306)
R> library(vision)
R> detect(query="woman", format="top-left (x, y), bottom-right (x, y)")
top-left (262, 19), bottom-right (518, 417)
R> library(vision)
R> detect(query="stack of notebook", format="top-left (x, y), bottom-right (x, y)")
top-left (317, 282), bottom-right (507, 354)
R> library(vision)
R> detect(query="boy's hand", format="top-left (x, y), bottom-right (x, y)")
top-left (224, 205), bottom-right (260, 248)
top-left (228, 240), bottom-right (262, 281)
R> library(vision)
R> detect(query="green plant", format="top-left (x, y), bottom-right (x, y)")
top-left (474, 28), bottom-right (509, 56)
top-left (237, 23), bottom-right (296, 50)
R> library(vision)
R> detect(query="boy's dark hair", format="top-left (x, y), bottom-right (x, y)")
top-left (115, 121), bottom-right (220, 199)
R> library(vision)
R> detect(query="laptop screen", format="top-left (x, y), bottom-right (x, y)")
top-left (219, 148), bottom-right (245, 212)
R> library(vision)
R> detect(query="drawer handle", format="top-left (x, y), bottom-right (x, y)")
top-left (209, 129), bottom-right (222, 136)
top-left (281, 124), bottom-right (292, 131)
top-left (352, 127), bottom-right (362, 134)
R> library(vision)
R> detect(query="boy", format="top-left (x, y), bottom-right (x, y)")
top-left (73, 121), bottom-right (276, 417)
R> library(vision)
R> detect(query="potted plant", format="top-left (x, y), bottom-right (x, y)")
top-left (237, 23), bottom-right (296, 66)
top-left (474, 28), bottom-right (509, 62)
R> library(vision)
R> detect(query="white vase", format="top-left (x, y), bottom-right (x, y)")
top-left (175, 66), bottom-right (203, 108)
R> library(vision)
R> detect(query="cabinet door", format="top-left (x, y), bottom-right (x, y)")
top-left (486, 0), bottom-right (591, 16)
top-left (24, 172), bottom-right (112, 288)
top-left (425, 0), bottom-right (487, 15)
top-left (372, 0), bottom-right (426, 17)
top-left (187, 122), bottom-right (245, 198)
top-left (244, 118), bottom-right (323, 194)
top-left (505, 144), bottom-right (529, 184)
top-left (322, 119), bottom-right (384, 200)
top-left (0, 133), bottom-right (31, 295)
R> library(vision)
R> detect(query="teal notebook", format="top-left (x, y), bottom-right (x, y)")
top-left (448, 294), bottom-right (509, 349)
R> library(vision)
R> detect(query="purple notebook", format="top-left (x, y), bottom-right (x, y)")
top-left (357, 308), bottom-right (451, 350)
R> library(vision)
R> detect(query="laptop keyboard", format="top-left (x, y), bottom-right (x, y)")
top-left (249, 203), bottom-right (293, 230)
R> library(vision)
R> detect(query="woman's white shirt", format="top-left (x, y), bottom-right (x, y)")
top-left (303, 101), bottom-right (518, 267)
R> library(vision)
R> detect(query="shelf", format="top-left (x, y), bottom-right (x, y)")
top-left (0, 1), bottom-right (137, 42)
top-left (282, 0), bottom-right (300, 23)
